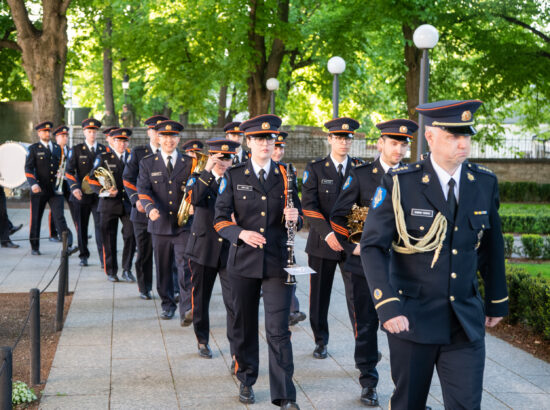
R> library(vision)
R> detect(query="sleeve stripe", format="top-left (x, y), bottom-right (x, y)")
top-left (303, 210), bottom-right (326, 220)
top-left (330, 221), bottom-right (349, 237)
top-left (65, 173), bottom-right (77, 182)
top-left (123, 180), bottom-right (137, 191)
top-left (374, 298), bottom-right (400, 310)
top-left (25, 173), bottom-right (36, 179)
top-left (85, 176), bottom-right (101, 186)
top-left (138, 194), bottom-right (154, 202)
top-left (214, 221), bottom-right (236, 232)
top-left (491, 296), bottom-right (509, 304)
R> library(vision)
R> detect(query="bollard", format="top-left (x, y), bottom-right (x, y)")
top-left (29, 288), bottom-right (41, 385)
top-left (55, 232), bottom-right (68, 332)
top-left (0, 346), bottom-right (13, 410)
top-left (63, 232), bottom-right (69, 297)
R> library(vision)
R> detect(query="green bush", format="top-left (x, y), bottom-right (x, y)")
top-left (521, 234), bottom-right (544, 259)
top-left (499, 182), bottom-right (550, 202)
top-left (500, 215), bottom-right (550, 234)
top-left (543, 237), bottom-right (550, 260)
top-left (503, 234), bottom-right (515, 258)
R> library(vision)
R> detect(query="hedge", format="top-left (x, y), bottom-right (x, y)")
top-left (500, 215), bottom-right (550, 234)
top-left (499, 182), bottom-right (550, 202)
top-left (503, 234), bottom-right (515, 258)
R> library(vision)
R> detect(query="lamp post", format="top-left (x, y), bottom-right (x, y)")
top-left (266, 78), bottom-right (279, 114)
top-left (413, 24), bottom-right (439, 161)
top-left (122, 74), bottom-right (130, 105)
top-left (327, 56), bottom-right (346, 119)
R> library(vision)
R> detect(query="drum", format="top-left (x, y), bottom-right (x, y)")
top-left (0, 141), bottom-right (28, 189)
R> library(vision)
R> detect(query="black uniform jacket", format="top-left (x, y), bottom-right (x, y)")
top-left (185, 169), bottom-right (230, 268)
top-left (65, 142), bottom-right (107, 204)
top-left (232, 149), bottom-right (250, 165)
top-left (25, 141), bottom-right (62, 195)
top-left (137, 150), bottom-right (193, 236)
top-left (87, 149), bottom-right (132, 215)
top-left (330, 158), bottom-right (386, 276)
top-left (122, 145), bottom-right (156, 223)
top-left (213, 160), bottom-right (303, 279)
top-left (360, 158), bottom-right (509, 344)
top-left (301, 155), bottom-right (363, 260)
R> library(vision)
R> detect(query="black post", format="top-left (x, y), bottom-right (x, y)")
top-left (332, 74), bottom-right (339, 119)
top-left (29, 289), bottom-right (40, 385)
top-left (417, 48), bottom-right (430, 161)
top-left (270, 91), bottom-right (275, 115)
top-left (56, 232), bottom-right (68, 331)
top-left (64, 234), bottom-right (69, 296)
top-left (0, 346), bottom-right (12, 410)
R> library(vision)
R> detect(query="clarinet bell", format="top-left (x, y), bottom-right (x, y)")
top-left (284, 273), bottom-right (297, 286)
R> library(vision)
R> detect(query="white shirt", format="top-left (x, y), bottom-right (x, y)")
top-left (212, 169), bottom-right (223, 183)
top-left (379, 157), bottom-right (399, 174)
top-left (150, 143), bottom-right (160, 154)
top-left (330, 154), bottom-right (348, 175)
top-left (113, 150), bottom-right (125, 162)
top-left (250, 159), bottom-right (271, 180)
top-left (160, 150), bottom-right (178, 168)
top-left (430, 156), bottom-right (461, 203)
top-left (236, 149), bottom-right (244, 163)
top-left (85, 141), bottom-right (98, 152)
top-left (40, 140), bottom-right (53, 151)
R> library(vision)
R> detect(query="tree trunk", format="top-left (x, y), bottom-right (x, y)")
top-left (216, 85), bottom-right (228, 127)
top-left (6, 0), bottom-right (71, 127)
top-left (179, 111), bottom-right (189, 127)
top-left (102, 16), bottom-right (117, 126)
top-left (403, 23), bottom-right (421, 161)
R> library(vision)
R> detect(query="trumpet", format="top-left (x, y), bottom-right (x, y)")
top-left (55, 152), bottom-right (67, 195)
top-left (177, 151), bottom-right (208, 226)
top-left (94, 166), bottom-right (116, 197)
top-left (346, 204), bottom-right (369, 244)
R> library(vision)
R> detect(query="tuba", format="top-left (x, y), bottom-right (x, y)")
top-left (346, 204), bottom-right (369, 244)
top-left (177, 151), bottom-right (208, 226)
top-left (94, 166), bottom-right (116, 197)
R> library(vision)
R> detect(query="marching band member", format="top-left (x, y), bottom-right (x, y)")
top-left (224, 122), bottom-right (250, 165)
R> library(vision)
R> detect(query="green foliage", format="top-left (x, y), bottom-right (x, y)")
top-left (521, 234), bottom-right (544, 259)
top-left (12, 380), bottom-right (37, 405)
top-left (499, 182), bottom-right (550, 202)
top-left (500, 215), bottom-right (550, 235)
top-left (544, 237), bottom-right (550, 260)
top-left (503, 233), bottom-right (515, 258)
top-left (512, 262), bottom-right (550, 280)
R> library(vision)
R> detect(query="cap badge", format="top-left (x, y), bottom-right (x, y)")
top-left (278, 136), bottom-right (283, 141)
top-left (166, 124), bottom-right (172, 131)
top-left (462, 110), bottom-right (472, 122)
top-left (122, 131), bottom-right (127, 136)
top-left (156, 120), bottom-right (162, 124)
top-left (342, 123), bottom-right (349, 130)
top-left (399, 126), bottom-right (408, 133)
top-left (45, 123), bottom-right (50, 128)
top-left (193, 144), bottom-right (198, 149)
top-left (221, 144), bottom-right (229, 151)
top-left (261, 122), bottom-right (270, 130)
top-left (234, 126), bottom-right (239, 131)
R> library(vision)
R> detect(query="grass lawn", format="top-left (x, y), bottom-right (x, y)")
top-left (509, 262), bottom-right (550, 281)
top-left (500, 203), bottom-right (550, 215)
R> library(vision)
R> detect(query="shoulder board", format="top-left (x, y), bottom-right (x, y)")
top-left (467, 162), bottom-right (495, 176)
top-left (142, 152), bottom-right (155, 160)
top-left (352, 157), bottom-right (365, 165)
top-left (134, 145), bottom-right (149, 152)
top-left (389, 164), bottom-right (419, 175)
top-left (310, 157), bottom-right (325, 165)
top-left (354, 161), bottom-right (373, 171)
top-left (229, 162), bottom-right (246, 171)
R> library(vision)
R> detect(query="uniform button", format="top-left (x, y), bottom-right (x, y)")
top-left (325, 190), bottom-right (329, 193)
top-left (261, 211), bottom-right (265, 216)
top-left (192, 233), bottom-right (195, 236)
top-left (452, 249), bottom-right (458, 255)
top-left (451, 272), bottom-right (457, 279)
top-left (243, 196), bottom-right (246, 200)
top-left (122, 189), bottom-right (125, 192)
top-left (50, 171), bottom-right (54, 174)
top-left (154, 181), bottom-right (158, 184)
top-left (450, 296), bottom-right (455, 302)
top-left (454, 226), bottom-right (458, 232)
top-left (261, 196), bottom-right (266, 200)
top-left (169, 191), bottom-right (172, 194)
top-left (218, 238), bottom-right (223, 242)
top-left (169, 211), bottom-right (173, 215)
top-left (169, 201), bottom-right (173, 205)
top-left (169, 180), bottom-right (172, 184)
top-left (259, 244), bottom-right (263, 249)
top-left (260, 228), bottom-right (264, 233)
top-left (419, 226), bottom-right (425, 231)
top-left (481, 224), bottom-right (485, 228)
top-left (208, 196), bottom-right (211, 199)
top-left (398, 290), bottom-right (403, 295)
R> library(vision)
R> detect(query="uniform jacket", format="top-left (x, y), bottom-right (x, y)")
top-left (122, 144), bottom-right (157, 223)
top-left (330, 158), bottom-right (386, 275)
top-left (213, 160), bottom-right (303, 278)
top-left (301, 155), bottom-right (363, 260)
top-left (185, 169), bottom-right (230, 268)
top-left (232, 148), bottom-right (250, 165)
top-left (25, 141), bottom-right (63, 195)
top-left (87, 149), bottom-right (131, 215)
top-left (360, 158), bottom-right (509, 344)
top-left (65, 142), bottom-right (107, 204)
top-left (137, 150), bottom-right (193, 236)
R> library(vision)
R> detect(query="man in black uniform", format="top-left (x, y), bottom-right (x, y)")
top-left (361, 100), bottom-right (509, 410)
top-left (301, 117), bottom-right (362, 359)
top-left (330, 119), bottom-right (418, 406)
top-left (137, 120), bottom-right (194, 319)
top-left (65, 118), bottom-right (106, 266)
top-left (25, 121), bottom-right (73, 254)
top-left (0, 187), bottom-right (21, 248)
top-left (185, 138), bottom-right (239, 359)
top-left (224, 122), bottom-right (250, 165)
top-left (87, 128), bottom-right (136, 282)
top-left (214, 114), bottom-right (302, 409)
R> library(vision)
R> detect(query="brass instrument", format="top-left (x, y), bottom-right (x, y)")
top-left (94, 166), bottom-right (116, 197)
top-left (177, 151), bottom-right (208, 226)
top-left (346, 204), bottom-right (369, 244)
top-left (81, 177), bottom-right (94, 194)
top-left (55, 151), bottom-right (67, 195)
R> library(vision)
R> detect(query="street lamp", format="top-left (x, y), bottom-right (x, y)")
top-left (413, 24), bottom-right (439, 161)
top-left (122, 74), bottom-right (130, 105)
top-left (266, 78), bottom-right (279, 114)
top-left (327, 56), bottom-right (346, 119)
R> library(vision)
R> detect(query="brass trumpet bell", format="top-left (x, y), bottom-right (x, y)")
top-left (346, 204), bottom-right (369, 244)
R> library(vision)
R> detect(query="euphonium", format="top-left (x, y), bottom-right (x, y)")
top-left (177, 151), bottom-right (208, 226)
top-left (346, 204), bottom-right (369, 244)
top-left (94, 166), bottom-right (116, 197)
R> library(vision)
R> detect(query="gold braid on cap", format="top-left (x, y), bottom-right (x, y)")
top-left (391, 174), bottom-right (447, 268)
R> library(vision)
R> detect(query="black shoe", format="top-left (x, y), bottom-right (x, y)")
top-left (49, 236), bottom-right (61, 242)
top-left (231, 358), bottom-right (236, 374)
top-left (1, 241), bottom-right (19, 248)
top-left (9, 224), bottom-right (23, 236)
top-left (360, 387), bottom-right (379, 407)
top-left (107, 274), bottom-right (119, 282)
top-left (139, 291), bottom-right (152, 300)
top-left (31, 249), bottom-right (41, 255)
top-left (280, 400), bottom-right (300, 409)
top-left (181, 309), bottom-right (192, 327)
top-left (174, 292), bottom-right (180, 303)
top-left (161, 310), bottom-right (175, 320)
top-left (121, 270), bottom-right (136, 282)
top-left (198, 343), bottom-right (212, 359)
top-left (79, 258), bottom-right (88, 267)
top-left (313, 344), bottom-right (327, 359)
top-left (239, 384), bottom-right (255, 404)
top-left (289, 311), bottom-right (306, 326)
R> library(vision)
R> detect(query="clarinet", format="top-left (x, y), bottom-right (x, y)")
top-left (284, 163), bottom-right (297, 286)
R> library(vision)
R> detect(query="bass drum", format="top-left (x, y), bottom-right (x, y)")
top-left (0, 141), bottom-right (28, 189)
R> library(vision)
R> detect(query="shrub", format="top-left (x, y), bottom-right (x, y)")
top-left (499, 182), bottom-right (550, 202)
top-left (12, 381), bottom-right (37, 405)
top-left (521, 234), bottom-right (544, 259)
top-left (500, 215), bottom-right (550, 234)
top-left (543, 237), bottom-right (550, 260)
top-left (503, 234), bottom-right (515, 258)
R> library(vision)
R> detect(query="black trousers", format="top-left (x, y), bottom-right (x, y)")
top-left (100, 212), bottom-right (135, 277)
top-left (133, 220), bottom-right (153, 294)
top-left (49, 188), bottom-right (76, 238)
top-left (189, 260), bottom-right (236, 355)
top-left (232, 275), bottom-right (295, 406)
top-left (308, 255), bottom-right (355, 346)
top-left (73, 198), bottom-right (103, 262)
top-left (29, 193), bottom-right (72, 250)
top-left (152, 232), bottom-right (187, 313)
top-left (351, 273), bottom-right (380, 388)
top-left (387, 331), bottom-right (485, 410)
top-left (290, 286), bottom-right (300, 312)
top-left (176, 231), bottom-right (192, 316)
top-left (0, 187), bottom-right (10, 243)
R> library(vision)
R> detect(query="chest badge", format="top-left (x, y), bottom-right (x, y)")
top-left (371, 186), bottom-right (386, 209)
top-left (467, 172), bottom-right (475, 182)
top-left (342, 176), bottom-right (352, 190)
top-left (422, 174), bottom-right (430, 184)
top-left (244, 168), bottom-right (250, 175)
top-left (372, 167), bottom-right (378, 174)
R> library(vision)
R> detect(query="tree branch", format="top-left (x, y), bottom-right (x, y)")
top-left (60, 0), bottom-right (72, 15)
top-left (0, 39), bottom-right (21, 51)
top-left (6, 0), bottom-right (37, 40)
top-left (498, 14), bottom-right (550, 43)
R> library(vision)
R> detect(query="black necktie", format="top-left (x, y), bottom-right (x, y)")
top-left (91, 146), bottom-right (95, 155)
top-left (259, 169), bottom-right (266, 188)
top-left (447, 178), bottom-right (457, 221)
top-left (337, 163), bottom-right (344, 186)
top-left (167, 156), bottom-right (173, 175)
top-left (156, 149), bottom-right (160, 154)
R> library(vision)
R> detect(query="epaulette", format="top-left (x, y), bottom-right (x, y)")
top-left (389, 163), bottom-right (420, 175)
top-left (142, 152), bottom-right (155, 160)
top-left (310, 157), bottom-right (325, 164)
top-left (351, 157), bottom-right (365, 166)
top-left (229, 162), bottom-right (246, 171)
top-left (467, 162), bottom-right (496, 177)
top-left (354, 161), bottom-right (373, 171)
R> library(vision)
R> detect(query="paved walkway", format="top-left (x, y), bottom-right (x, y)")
top-left (1, 207), bottom-right (549, 409)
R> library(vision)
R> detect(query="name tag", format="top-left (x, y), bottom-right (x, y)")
top-left (151, 172), bottom-right (163, 176)
top-left (411, 208), bottom-right (434, 218)
top-left (237, 185), bottom-right (253, 191)
top-left (80, 155), bottom-right (88, 159)
top-left (321, 179), bottom-right (333, 185)
top-left (107, 163), bottom-right (116, 169)
top-left (37, 152), bottom-right (45, 156)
